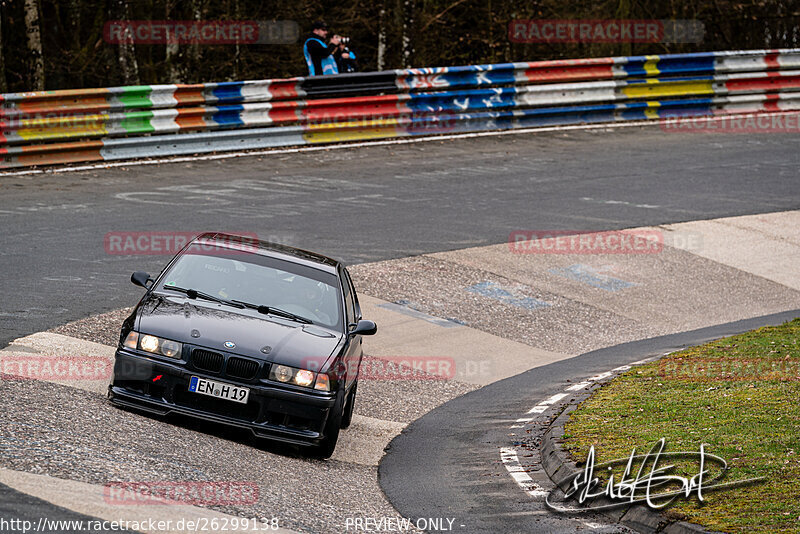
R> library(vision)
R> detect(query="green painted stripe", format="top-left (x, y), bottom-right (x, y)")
top-left (118, 86), bottom-right (155, 109)
top-left (119, 110), bottom-right (155, 134)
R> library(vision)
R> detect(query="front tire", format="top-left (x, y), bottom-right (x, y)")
top-left (340, 381), bottom-right (357, 429)
top-left (311, 389), bottom-right (344, 459)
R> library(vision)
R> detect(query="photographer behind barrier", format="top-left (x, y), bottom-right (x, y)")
top-left (303, 21), bottom-right (341, 76)
top-left (334, 36), bottom-right (357, 73)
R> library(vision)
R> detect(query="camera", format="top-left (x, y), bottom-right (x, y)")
top-left (340, 36), bottom-right (350, 45)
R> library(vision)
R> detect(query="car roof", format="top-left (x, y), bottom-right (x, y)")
top-left (191, 232), bottom-right (341, 274)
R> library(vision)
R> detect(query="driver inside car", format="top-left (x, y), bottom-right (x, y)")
top-left (302, 282), bottom-right (333, 325)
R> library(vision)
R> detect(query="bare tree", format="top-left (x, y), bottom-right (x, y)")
top-left (165, 0), bottom-right (181, 82)
top-left (187, 0), bottom-right (205, 83)
top-left (232, 0), bottom-right (240, 80)
top-left (0, 5), bottom-right (7, 93)
top-left (401, 0), bottom-right (414, 68)
top-left (112, 0), bottom-right (140, 85)
top-left (377, 0), bottom-right (387, 70)
top-left (24, 0), bottom-right (44, 90)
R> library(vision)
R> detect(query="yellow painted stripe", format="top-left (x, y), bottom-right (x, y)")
top-left (643, 107), bottom-right (660, 120)
top-left (304, 117), bottom-right (404, 143)
top-left (304, 126), bottom-right (402, 144)
top-left (16, 125), bottom-right (109, 141)
top-left (643, 55), bottom-right (660, 77)
top-left (622, 80), bottom-right (714, 99)
top-left (13, 113), bottom-right (111, 130)
top-left (304, 117), bottom-right (402, 131)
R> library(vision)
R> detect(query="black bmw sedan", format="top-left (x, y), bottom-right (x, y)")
top-left (108, 232), bottom-right (377, 458)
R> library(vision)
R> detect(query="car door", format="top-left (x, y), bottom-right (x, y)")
top-left (341, 267), bottom-right (361, 389)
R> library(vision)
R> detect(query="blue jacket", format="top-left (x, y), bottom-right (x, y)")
top-left (303, 37), bottom-right (339, 76)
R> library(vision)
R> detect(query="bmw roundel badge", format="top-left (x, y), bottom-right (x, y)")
top-left (224, 341), bottom-right (236, 349)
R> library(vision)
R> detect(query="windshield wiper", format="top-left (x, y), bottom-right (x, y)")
top-left (161, 285), bottom-right (245, 309)
top-left (231, 300), bottom-right (313, 324)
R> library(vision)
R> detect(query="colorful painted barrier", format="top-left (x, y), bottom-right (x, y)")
top-left (2, 49), bottom-right (800, 168)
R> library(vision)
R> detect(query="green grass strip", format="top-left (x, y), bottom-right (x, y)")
top-left (563, 318), bottom-right (800, 532)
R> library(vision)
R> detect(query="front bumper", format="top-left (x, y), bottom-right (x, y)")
top-left (109, 349), bottom-right (337, 446)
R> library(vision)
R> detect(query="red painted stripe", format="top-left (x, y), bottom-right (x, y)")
top-left (764, 51), bottom-right (780, 70)
top-left (174, 85), bottom-right (206, 105)
top-left (8, 98), bottom-right (111, 117)
top-left (725, 74), bottom-right (800, 93)
top-left (763, 93), bottom-right (781, 111)
top-left (268, 79), bottom-right (302, 101)
top-left (523, 57), bottom-right (617, 68)
top-left (303, 94), bottom-right (401, 108)
top-left (174, 107), bottom-right (208, 130)
top-left (303, 100), bottom-right (404, 123)
top-left (14, 140), bottom-right (104, 167)
top-left (524, 64), bottom-right (615, 82)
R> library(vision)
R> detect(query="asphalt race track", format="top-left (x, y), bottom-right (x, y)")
top-left (379, 309), bottom-right (800, 533)
top-left (1, 123), bottom-right (799, 533)
top-left (2, 125), bottom-right (800, 347)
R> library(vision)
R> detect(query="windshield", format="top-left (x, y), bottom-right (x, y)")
top-left (157, 250), bottom-right (342, 329)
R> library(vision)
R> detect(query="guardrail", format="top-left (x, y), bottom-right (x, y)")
top-left (2, 49), bottom-right (800, 168)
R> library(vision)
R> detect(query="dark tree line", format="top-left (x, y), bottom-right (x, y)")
top-left (1, 0), bottom-right (798, 92)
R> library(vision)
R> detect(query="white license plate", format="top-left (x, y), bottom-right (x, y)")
top-left (189, 376), bottom-right (250, 404)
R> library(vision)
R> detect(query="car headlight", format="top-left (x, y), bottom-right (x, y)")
top-left (125, 331), bottom-right (182, 359)
top-left (269, 365), bottom-right (329, 391)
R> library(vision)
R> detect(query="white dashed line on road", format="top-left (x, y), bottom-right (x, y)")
top-left (502, 358), bottom-right (657, 496)
top-left (499, 447), bottom-right (548, 499)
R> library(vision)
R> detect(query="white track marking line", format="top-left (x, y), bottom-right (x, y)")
top-left (500, 448), bottom-right (548, 498)
top-left (516, 362), bottom-right (649, 423)
top-left (503, 357), bottom-right (658, 499)
top-left (5, 110), bottom-right (797, 177)
top-left (587, 371), bottom-right (613, 381)
top-left (565, 381), bottom-right (592, 391)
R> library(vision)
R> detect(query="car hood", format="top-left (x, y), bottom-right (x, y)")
top-left (134, 293), bottom-right (343, 367)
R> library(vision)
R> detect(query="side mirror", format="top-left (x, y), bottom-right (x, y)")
top-left (131, 271), bottom-right (153, 289)
top-left (349, 319), bottom-right (377, 336)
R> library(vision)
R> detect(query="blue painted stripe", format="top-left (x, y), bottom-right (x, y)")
top-left (549, 264), bottom-right (636, 292)
top-left (407, 90), bottom-right (519, 112)
top-left (378, 300), bottom-right (465, 326)
top-left (466, 281), bottom-right (550, 310)
top-left (213, 82), bottom-right (245, 103)
top-left (211, 104), bottom-right (245, 126)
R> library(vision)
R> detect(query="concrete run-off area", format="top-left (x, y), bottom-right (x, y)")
top-left (0, 210), bottom-right (798, 532)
